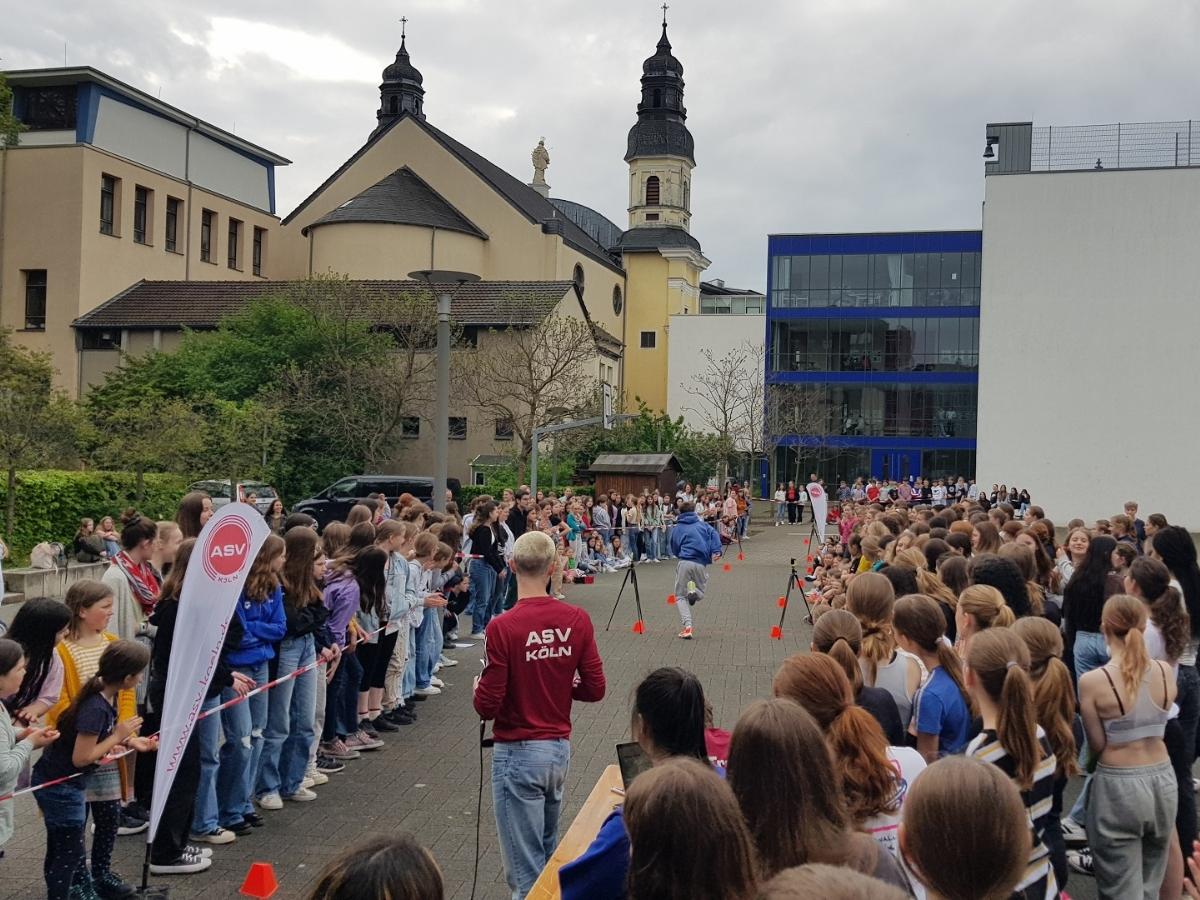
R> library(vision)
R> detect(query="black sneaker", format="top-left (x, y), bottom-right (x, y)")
top-left (116, 811), bottom-right (148, 836)
top-left (243, 812), bottom-right (266, 828)
top-left (93, 870), bottom-right (136, 898)
top-left (1067, 848), bottom-right (1094, 876)
top-left (149, 852), bottom-right (212, 875)
top-left (123, 801), bottom-right (150, 822)
top-left (227, 819), bottom-right (253, 836)
top-left (372, 715), bottom-right (400, 733)
top-left (315, 755), bottom-right (346, 774)
top-left (358, 718), bottom-right (380, 740)
top-left (408, 693), bottom-right (428, 702)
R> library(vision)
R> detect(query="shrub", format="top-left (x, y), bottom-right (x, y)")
top-left (0, 470), bottom-right (190, 564)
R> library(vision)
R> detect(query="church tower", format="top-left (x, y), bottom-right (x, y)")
top-left (374, 20), bottom-right (424, 137)
top-left (617, 9), bottom-right (709, 413)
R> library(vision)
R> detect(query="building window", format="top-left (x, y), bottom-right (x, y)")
top-left (227, 218), bottom-right (242, 270)
top-left (23, 270), bottom-right (47, 330)
top-left (252, 227), bottom-right (266, 276)
top-left (400, 416), bottom-right (420, 439)
top-left (645, 175), bottom-right (660, 206)
top-left (80, 330), bottom-right (120, 350)
top-left (133, 186), bottom-right (150, 244)
top-left (645, 213), bottom-right (659, 221)
top-left (449, 417), bottom-right (467, 440)
top-left (165, 197), bottom-right (181, 252)
top-left (612, 285), bottom-right (623, 315)
top-left (683, 179), bottom-right (690, 211)
top-left (19, 85), bottom-right (77, 130)
top-left (640, 331), bottom-right (656, 349)
top-left (100, 175), bottom-right (117, 235)
top-left (201, 209), bottom-right (214, 262)
top-left (494, 418), bottom-right (514, 441)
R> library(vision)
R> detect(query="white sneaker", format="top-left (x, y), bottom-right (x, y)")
top-left (189, 828), bottom-right (236, 845)
top-left (1061, 817), bottom-right (1088, 846)
top-left (440, 656), bottom-right (459, 667)
top-left (430, 676), bottom-right (445, 688)
top-left (305, 769), bottom-right (329, 786)
top-left (414, 685), bottom-right (442, 696)
top-left (256, 792), bottom-right (283, 810)
top-left (469, 631), bottom-right (486, 639)
top-left (283, 788), bottom-right (318, 802)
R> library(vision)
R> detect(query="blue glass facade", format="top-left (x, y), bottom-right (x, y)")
top-left (764, 231), bottom-right (983, 492)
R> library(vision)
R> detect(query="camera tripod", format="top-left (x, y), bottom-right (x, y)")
top-left (771, 557), bottom-right (813, 639)
top-left (605, 561), bottom-right (646, 634)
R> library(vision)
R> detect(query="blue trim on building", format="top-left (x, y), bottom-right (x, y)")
top-left (768, 305), bottom-right (980, 320)
top-left (767, 371), bottom-right (978, 386)
top-left (267, 166), bottom-right (276, 215)
top-left (76, 83), bottom-right (102, 143)
top-left (768, 230), bottom-right (982, 256)
top-left (773, 435), bottom-right (978, 451)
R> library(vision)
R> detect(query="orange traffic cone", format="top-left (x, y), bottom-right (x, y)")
top-left (722, 562), bottom-right (732, 572)
top-left (770, 625), bottom-right (783, 639)
top-left (240, 862), bottom-right (278, 898)
top-left (632, 620), bottom-right (645, 635)
top-left (737, 552), bottom-right (745, 561)
top-left (777, 597), bottom-right (787, 608)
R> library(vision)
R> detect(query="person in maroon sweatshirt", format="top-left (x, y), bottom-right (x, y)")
top-left (473, 530), bottom-right (606, 899)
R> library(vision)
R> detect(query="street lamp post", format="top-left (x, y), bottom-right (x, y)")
top-left (409, 269), bottom-right (479, 512)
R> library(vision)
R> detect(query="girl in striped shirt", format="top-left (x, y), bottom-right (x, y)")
top-left (965, 627), bottom-right (1060, 899)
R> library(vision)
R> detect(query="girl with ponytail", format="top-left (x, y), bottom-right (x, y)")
top-left (955, 584), bottom-right (1016, 658)
top-left (773, 653), bottom-right (924, 859)
top-left (893, 593), bottom-right (972, 761)
top-left (964, 628), bottom-right (1060, 898)
top-left (845, 573), bottom-right (923, 731)
top-left (1078, 594), bottom-right (1177, 898)
top-left (811, 610), bottom-right (904, 745)
top-left (1011, 616), bottom-right (1078, 891)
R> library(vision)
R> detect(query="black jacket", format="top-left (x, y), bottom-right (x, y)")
top-left (148, 597), bottom-right (244, 711)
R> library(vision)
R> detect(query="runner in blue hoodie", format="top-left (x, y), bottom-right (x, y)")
top-left (668, 502), bottom-right (723, 640)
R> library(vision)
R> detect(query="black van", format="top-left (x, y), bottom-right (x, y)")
top-left (292, 475), bottom-right (462, 528)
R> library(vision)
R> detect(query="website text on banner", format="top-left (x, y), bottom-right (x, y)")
top-left (806, 483), bottom-right (828, 543)
top-left (146, 503), bottom-right (271, 844)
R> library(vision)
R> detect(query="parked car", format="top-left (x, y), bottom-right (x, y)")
top-left (187, 480), bottom-right (280, 515)
top-left (292, 475), bottom-right (461, 529)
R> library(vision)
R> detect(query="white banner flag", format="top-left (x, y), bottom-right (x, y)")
top-left (148, 503), bottom-right (270, 843)
top-left (805, 482), bottom-right (828, 545)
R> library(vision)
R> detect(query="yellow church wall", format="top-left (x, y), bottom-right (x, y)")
top-left (552, 249), bottom-right (625, 340)
top-left (622, 251), bottom-right (671, 411)
top-left (309, 222), bottom-right (486, 279)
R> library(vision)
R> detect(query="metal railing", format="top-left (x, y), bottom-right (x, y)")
top-left (1031, 120), bottom-right (1198, 171)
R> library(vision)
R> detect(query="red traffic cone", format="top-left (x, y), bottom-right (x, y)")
top-left (803, 538), bottom-right (810, 545)
top-left (632, 620), bottom-right (645, 635)
top-left (806, 555), bottom-right (814, 563)
top-left (777, 596), bottom-right (787, 608)
top-left (667, 594), bottom-right (677, 605)
top-left (737, 552), bottom-right (745, 561)
top-left (770, 625), bottom-right (783, 639)
top-left (240, 862), bottom-right (279, 898)
top-left (722, 562), bottom-right (732, 572)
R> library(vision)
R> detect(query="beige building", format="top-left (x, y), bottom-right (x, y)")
top-left (0, 67), bottom-right (289, 393)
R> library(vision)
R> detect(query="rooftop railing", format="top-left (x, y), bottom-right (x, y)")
top-left (1031, 120), bottom-right (1199, 171)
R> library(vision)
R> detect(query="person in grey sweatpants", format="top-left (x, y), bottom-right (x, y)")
top-left (668, 502), bottom-right (723, 639)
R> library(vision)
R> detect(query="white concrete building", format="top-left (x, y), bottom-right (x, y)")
top-left (666, 279), bottom-right (765, 444)
top-left (977, 120), bottom-right (1200, 526)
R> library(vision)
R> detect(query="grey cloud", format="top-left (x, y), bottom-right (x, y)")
top-left (5, 0), bottom-right (1200, 289)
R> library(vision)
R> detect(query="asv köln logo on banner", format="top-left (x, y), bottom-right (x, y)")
top-left (202, 515), bottom-right (255, 582)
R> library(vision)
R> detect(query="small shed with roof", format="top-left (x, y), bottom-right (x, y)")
top-left (589, 453), bottom-right (683, 499)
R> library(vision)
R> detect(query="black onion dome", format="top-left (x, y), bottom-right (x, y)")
top-left (625, 21), bottom-right (694, 164)
top-left (643, 24), bottom-right (683, 75)
top-left (383, 38), bottom-right (423, 84)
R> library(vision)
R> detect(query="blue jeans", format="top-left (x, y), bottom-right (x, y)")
top-left (492, 739), bottom-right (571, 899)
top-left (402, 627), bottom-right (417, 699)
top-left (1069, 630), bottom-right (1110, 824)
top-left (257, 635), bottom-right (316, 798)
top-left (415, 608), bottom-right (438, 689)
top-left (627, 526), bottom-right (641, 562)
top-left (322, 650), bottom-right (362, 740)
top-left (191, 695), bottom-right (222, 834)
top-left (468, 560), bottom-right (498, 632)
top-left (216, 660), bottom-right (269, 828)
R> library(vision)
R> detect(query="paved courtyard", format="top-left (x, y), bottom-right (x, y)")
top-left (2, 520), bottom-right (1101, 899)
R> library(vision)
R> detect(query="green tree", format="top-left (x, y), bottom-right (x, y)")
top-left (0, 73), bottom-right (24, 147)
top-left (0, 332), bottom-right (80, 535)
top-left (86, 396), bottom-right (204, 502)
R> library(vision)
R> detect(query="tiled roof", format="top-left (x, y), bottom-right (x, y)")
top-left (73, 280), bottom-right (575, 330)
top-left (282, 112), bottom-right (624, 275)
top-left (304, 167), bottom-right (486, 238)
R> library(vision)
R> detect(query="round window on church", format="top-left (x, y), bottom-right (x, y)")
top-left (612, 285), bottom-right (623, 315)
top-left (573, 264), bottom-right (586, 297)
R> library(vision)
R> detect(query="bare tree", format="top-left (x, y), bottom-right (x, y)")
top-left (455, 308), bottom-right (600, 483)
top-left (765, 383), bottom-right (845, 484)
top-left (733, 340), bottom-right (766, 469)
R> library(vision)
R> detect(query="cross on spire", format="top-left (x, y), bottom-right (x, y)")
top-left (400, 16), bottom-right (408, 39)
top-left (661, 3), bottom-right (669, 25)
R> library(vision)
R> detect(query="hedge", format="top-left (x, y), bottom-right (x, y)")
top-left (0, 470), bottom-right (192, 564)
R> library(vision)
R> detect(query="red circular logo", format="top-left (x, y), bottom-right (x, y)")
top-left (808, 484), bottom-right (825, 500)
top-left (202, 516), bottom-right (254, 581)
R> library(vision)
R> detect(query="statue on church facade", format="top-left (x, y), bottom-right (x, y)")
top-left (531, 138), bottom-right (550, 185)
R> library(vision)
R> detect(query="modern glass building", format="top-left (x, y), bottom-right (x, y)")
top-left (765, 230), bottom-right (982, 489)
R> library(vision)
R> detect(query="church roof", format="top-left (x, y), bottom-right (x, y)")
top-left (615, 226), bottom-right (702, 254)
top-left (74, 280), bottom-right (578, 330)
top-left (548, 198), bottom-right (624, 252)
top-left (303, 167), bottom-right (486, 238)
top-left (283, 113), bottom-right (624, 275)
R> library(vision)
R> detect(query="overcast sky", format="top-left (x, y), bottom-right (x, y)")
top-left (6, 0), bottom-right (1199, 289)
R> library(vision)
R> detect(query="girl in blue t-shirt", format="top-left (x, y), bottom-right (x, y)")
top-left (32, 640), bottom-right (153, 900)
top-left (894, 593), bottom-right (974, 761)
